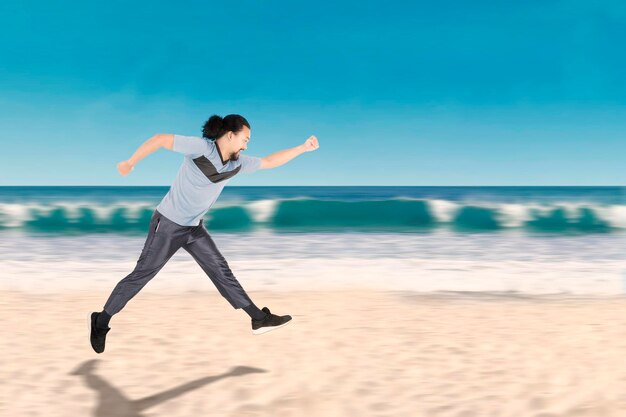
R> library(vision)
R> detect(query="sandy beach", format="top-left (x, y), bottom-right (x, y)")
top-left (2, 288), bottom-right (626, 417)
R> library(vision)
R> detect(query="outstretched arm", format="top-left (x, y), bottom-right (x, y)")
top-left (260, 135), bottom-right (320, 169)
top-left (117, 134), bottom-right (174, 176)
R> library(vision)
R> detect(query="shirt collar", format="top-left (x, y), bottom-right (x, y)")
top-left (214, 140), bottom-right (229, 165)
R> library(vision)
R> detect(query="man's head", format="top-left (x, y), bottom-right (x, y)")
top-left (203, 114), bottom-right (251, 161)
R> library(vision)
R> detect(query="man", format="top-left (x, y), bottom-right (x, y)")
top-left (89, 114), bottom-right (320, 353)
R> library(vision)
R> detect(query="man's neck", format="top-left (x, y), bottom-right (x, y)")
top-left (214, 138), bottom-right (233, 163)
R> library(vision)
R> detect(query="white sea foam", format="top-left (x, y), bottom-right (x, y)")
top-left (2, 257), bottom-right (622, 296)
top-left (1, 232), bottom-right (623, 295)
top-left (245, 199), bottom-right (278, 223)
top-left (428, 199), bottom-right (459, 222)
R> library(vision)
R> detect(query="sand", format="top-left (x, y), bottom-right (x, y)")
top-left (2, 288), bottom-right (626, 417)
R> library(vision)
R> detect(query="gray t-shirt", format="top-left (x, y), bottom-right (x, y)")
top-left (155, 135), bottom-right (261, 226)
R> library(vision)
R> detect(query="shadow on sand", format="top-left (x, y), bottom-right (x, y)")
top-left (70, 360), bottom-right (267, 417)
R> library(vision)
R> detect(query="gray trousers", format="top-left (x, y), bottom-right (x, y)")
top-left (103, 209), bottom-right (254, 315)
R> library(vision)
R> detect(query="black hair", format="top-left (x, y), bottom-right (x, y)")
top-left (202, 114), bottom-right (250, 140)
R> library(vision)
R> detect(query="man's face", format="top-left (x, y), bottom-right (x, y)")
top-left (230, 126), bottom-right (250, 160)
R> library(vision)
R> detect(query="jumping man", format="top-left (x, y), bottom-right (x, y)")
top-left (89, 114), bottom-right (320, 353)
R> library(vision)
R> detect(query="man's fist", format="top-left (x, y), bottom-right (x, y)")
top-left (302, 135), bottom-right (320, 152)
top-left (117, 160), bottom-right (134, 176)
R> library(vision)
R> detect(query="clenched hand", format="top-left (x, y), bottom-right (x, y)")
top-left (117, 160), bottom-right (134, 176)
top-left (302, 136), bottom-right (320, 152)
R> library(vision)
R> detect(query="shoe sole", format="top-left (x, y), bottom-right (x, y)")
top-left (87, 311), bottom-right (95, 351)
top-left (252, 320), bottom-right (292, 335)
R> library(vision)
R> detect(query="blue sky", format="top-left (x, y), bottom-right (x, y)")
top-left (1, 0), bottom-right (625, 185)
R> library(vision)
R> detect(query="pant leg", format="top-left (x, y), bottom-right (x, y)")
top-left (182, 224), bottom-right (253, 309)
top-left (103, 211), bottom-right (186, 315)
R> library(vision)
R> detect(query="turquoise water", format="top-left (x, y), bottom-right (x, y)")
top-left (0, 186), bottom-right (623, 235)
top-left (1, 186), bottom-right (623, 295)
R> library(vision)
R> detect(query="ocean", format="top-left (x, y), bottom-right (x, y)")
top-left (1, 186), bottom-right (624, 295)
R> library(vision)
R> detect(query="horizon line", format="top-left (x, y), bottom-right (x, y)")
top-left (0, 185), bottom-right (623, 188)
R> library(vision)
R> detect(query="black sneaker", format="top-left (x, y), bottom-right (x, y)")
top-left (251, 307), bottom-right (292, 335)
top-left (89, 312), bottom-right (110, 354)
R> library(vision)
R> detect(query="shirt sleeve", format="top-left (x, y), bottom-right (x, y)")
top-left (172, 135), bottom-right (210, 156)
top-left (239, 154), bottom-right (262, 173)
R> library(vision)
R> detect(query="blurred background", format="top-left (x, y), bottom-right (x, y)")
top-left (2, 2), bottom-right (626, 416)
top-left (1, 0), bottom-right (624, 294)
